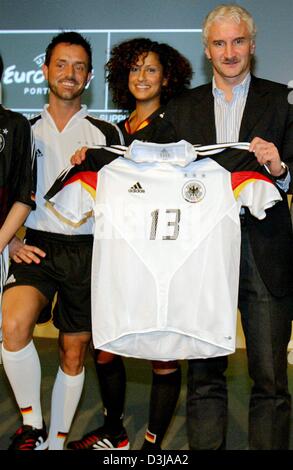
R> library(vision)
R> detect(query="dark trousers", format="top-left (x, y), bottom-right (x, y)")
top-left (186, 225), bottom-right (292, 450)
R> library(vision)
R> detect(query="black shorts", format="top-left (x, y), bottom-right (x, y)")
top-left (4, 228), bottom-right (93, 333)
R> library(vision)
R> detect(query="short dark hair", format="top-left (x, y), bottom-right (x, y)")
top-left (0, 54), bottom-right (3, 81)
top-left (44, 31), bottom-right (92, 72)
top-left (106, 37), bottom-right (193, 110)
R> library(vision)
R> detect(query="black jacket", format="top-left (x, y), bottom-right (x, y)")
top-left (164, 76), bottom-right (293, 297)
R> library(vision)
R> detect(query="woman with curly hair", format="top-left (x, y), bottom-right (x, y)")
top-left (67, 38), bottom-right (193, 452)
top-left (106, 37), bottom-right (192, 144)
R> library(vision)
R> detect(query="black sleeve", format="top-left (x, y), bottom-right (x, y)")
top-left (104, 122), bottom-right (123, 145)
top-left (10, 113), bottom-right (36, 209)
top-left (85, 116), bottom-right (123, 145)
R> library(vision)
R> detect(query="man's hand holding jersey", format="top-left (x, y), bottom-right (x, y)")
top-left (250, 136), bottom-right (288, 178)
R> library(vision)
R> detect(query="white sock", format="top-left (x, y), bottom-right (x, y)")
top-left (48, 366), bottom-right (85, 450)
top-left (2, 340), bottom-right (43, 428)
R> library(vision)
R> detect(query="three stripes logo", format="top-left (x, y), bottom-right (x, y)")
top-left (128, 182), bottom-right (145, 193)
top-left (36, 148), bottom-right (44, 158)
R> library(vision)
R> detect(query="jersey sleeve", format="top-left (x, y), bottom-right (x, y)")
top-left (105, 122), bottom-right (124, 145)
top-left (232, 170), bottom-right (282, 219)
top-left (45, 147), bottom-right (120, 224)
top-left (11, 113), bottom-right (36, 209)
top-left (207, 147), bottom-right (283, 219)
top-left (86, 117), bottom-right (124, 145)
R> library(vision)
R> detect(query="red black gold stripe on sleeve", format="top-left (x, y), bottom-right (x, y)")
top-left (45, 147), bottom-right (121, 202)
top-left (231, 171), bottom-right (273, 198)
top-left (63, 171), bottom-right (97, 199)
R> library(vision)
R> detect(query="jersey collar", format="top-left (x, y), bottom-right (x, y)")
top-left (42, 104), bottom-right (88, 132)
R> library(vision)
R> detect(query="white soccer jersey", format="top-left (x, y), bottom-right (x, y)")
top-left (46, 140), bottom-right (282, 360)
top-left (26, 105), bottom-right (122, 234)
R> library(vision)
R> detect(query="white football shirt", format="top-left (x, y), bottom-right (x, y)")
top-left (26, 105), bottom-right (122, 234)
top-left (46, 141), bottom-right (282, 360)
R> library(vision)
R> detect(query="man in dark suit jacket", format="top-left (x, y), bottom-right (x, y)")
top-left (165, 4), bottom-right (293, 450)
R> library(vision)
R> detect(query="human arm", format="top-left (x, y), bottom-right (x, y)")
top-left (248, 82), bottom-right (293, 193)
top-left (248, 80), bottom-right (293, 192)
top-left (0, 202), bottom-right (30, 254)
top-left (8, 234), bottom-right (46, 264)
top-left (5, 114), bottom-right (43, 263)
top-left (249, 137), bottom-right (289, 178)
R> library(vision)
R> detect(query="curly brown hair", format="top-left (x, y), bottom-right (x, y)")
top-left (106, 37), bottom-right (193, 110)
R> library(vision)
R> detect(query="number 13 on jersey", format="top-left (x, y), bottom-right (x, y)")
top-left (150, 209), bottom-right (181, 240)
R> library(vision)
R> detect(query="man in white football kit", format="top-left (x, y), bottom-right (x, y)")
top-left (46, 140), bottom-right (281, 361)
top-left (1, 32), bottom-right (123, 451)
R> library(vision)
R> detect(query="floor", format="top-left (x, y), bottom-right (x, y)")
top-left (1, 337), bottom-right (293, 453)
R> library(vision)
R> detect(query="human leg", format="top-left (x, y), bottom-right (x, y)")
top-left (2, 284), bottom-right (49, 449)
top-left (141, 360), bottom-right (181, 450)
top-left (186, 356), bottom-right (228, 450)
top-left (46, 235), bottom-right (93, 449)
top-left (94, 351), bottom-right (127, 435)
top-left (67, 350), bottom-right (129, 450)
top-left (48, 331), bottom-right (91, 450)
top-left (239, 227), bottom-right (292, 449)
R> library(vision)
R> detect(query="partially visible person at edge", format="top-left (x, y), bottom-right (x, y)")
top-left (1, 31), bottom-right (123, 450)
top-left (163, 3), bottom-right (293, 450)
top-left (0, 52), bottom-right (36, 350)
top-left (67, 37), bottom-right (192, 451)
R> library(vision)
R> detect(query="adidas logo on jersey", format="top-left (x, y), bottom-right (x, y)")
top-left (128, 182), bottom-right (145, 193)
top-left (5, 274), bottom-right (16, 285)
